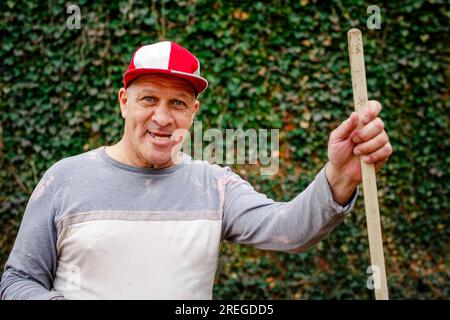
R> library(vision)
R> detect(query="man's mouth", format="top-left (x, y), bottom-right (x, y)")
top-left (147, 131), bottom-right (172, 142)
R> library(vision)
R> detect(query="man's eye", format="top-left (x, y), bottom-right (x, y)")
top-left (173, 100), bottom-right (187, 107)
top-left (143, 96), bottom-right (156, 103)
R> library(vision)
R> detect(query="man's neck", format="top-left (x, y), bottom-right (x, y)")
top-left (105, 140), bottom-right (182, 169)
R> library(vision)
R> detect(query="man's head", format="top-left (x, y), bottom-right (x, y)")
top-left (118, 74), bottom-right (198, 168)
top-left (116, 41), bottom-right (208, 168)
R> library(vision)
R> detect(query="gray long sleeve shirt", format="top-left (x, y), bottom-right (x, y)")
top-left (0, 146), bottom-right (357, 299)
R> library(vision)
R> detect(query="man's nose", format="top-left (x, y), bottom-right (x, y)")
top-left (151, 104), bottom-right (173, 127)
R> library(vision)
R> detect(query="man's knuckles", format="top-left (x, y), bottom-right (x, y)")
top-left (352, 117), bottom-right (385, 143)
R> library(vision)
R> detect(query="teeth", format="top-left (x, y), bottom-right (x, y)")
top-left (150, 132), bottom-right (170, 141)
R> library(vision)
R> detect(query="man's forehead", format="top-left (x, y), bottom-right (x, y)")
top-left (128, 74), bottom-right (196, 97)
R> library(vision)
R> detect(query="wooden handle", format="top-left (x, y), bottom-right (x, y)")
top-left (347, 28), bottom-right (389, 300)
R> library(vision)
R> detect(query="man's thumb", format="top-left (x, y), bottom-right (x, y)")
top-left (332, 112), bottom-right (359, 140)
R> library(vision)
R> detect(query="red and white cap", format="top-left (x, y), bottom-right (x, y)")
top-left (123, 41), bottom-right (208, 95)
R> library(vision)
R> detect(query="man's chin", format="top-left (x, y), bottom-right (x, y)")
top-left (140, 148), bottom-right (177, 169)
top-left (140, 137), bottom-right (182, 168)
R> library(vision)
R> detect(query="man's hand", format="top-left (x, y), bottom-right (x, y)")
top-left (325, 100), bottom-right (393, 205)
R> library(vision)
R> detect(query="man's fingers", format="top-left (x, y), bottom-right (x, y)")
top-left (361, 100), bottom-right (382, 124)
top-left (361, 142), bottom-right (393, 164)
top-left (353, 130), bottom-right (389, 156)
top-left (331, 112), bottom-right (359, 141)
top-left (352, 117), bottom-right (385, 143)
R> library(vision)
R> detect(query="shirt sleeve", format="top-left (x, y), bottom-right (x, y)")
top-left (0, 170), bottom-right (64, 300)
top-left (221, 163), bottom-right (359, 253)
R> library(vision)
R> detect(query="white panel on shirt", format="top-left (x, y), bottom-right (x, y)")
top-left (53, 216), bottom-right (222, 299)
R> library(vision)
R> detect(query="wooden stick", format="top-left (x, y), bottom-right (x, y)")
top-left (347, 28), bottom-right (389, 300)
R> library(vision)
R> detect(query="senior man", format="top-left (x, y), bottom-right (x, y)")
top-left (0, 41), bottom-right (392, 299)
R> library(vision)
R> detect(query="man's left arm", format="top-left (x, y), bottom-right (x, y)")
top-left (221, 100), bottom-right (392, 253)
top-left (221, 163), bottom-right (358, 253)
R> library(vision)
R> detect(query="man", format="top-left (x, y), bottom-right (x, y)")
top-left (0, 41), bottom-right (392, 299)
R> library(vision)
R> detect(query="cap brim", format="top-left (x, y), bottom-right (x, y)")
top-left (123, 68), bottom-right (208, 95)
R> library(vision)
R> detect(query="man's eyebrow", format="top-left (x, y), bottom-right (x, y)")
top-left (136, 89), bottom-right (157, 95)
top-left (173, 92), bottom-right (193, 99)
top-left (133, 88), bottom-right (194, 99)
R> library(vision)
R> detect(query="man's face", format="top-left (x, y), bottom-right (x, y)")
top-left (118, 74), bottom-right (199, 168)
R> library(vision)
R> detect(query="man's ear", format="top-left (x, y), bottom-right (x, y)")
top-left (118, 88), bottom-right (129, 119)
top-left (193, 100), bottom-right (200, 113)
top-left (190, 100), bottom-right (200, 125)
